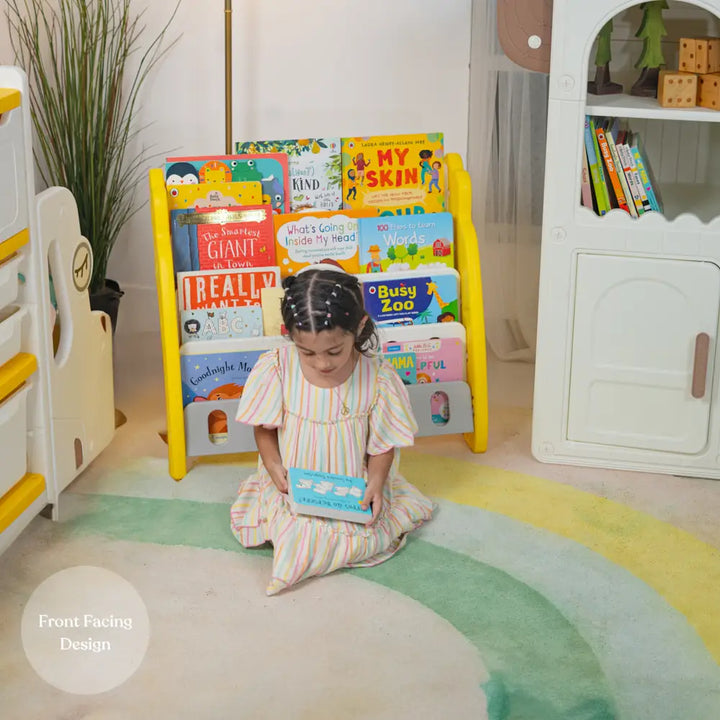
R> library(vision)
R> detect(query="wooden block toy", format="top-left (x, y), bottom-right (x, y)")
top-left (679, 37), bottom-right (720, 74)
top-left (697, 73), bottom-right (720, 110)
top-left (707, 38), bottom-right (720, 74)
top-left (679, 38), bottom-right (697, 72)
top-left (657, 70), bottom-right (697, 108)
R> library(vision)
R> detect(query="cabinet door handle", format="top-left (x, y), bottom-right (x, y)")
top-left (692, 332), bottom-right (710, 399)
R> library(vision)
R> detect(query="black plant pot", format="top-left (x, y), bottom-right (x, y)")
top-left (89, 278), bottom-right (124, 335)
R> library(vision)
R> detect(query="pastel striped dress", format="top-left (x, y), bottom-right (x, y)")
top-left (231, 344), bottom-right (434, 595)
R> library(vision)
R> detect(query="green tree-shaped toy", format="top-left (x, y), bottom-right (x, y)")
top-left (588, 20), bottom-right (623, 95)
top-left (631, 1), bottom-right (669, 97)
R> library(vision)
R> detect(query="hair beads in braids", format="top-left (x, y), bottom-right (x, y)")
top-left (281, 268), bottom-right (378, 354)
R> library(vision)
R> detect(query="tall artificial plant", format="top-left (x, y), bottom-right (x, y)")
top-left (5, 0), bottom-right (179, 294)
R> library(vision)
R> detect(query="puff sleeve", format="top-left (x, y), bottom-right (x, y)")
top-left (235, 350), bottom-right (284, 428)
top-left (367, 360), bottom-right (418, 455)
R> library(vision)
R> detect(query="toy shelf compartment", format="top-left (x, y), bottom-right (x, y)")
top-left (149, 153), bottom-right (488, 480)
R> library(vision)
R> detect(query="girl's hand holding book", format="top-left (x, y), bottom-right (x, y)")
top-left (268, 462), bottom-right (288, 494)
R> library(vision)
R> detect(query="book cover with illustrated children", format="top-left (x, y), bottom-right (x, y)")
top-left (235, 138), bottom-right (343, 213)
top-left (359, 268), bottom-right (460, 327)
top-left (165, 154), bottom-right (290, 214)
top-left (179, 339), bottom-right (279, 407)
top-left (358, 212), bottom-right (454, 273)
top-left (273, 210), bottom-right (373, 276)
top-left (177, 267), bottom-right (281, 311)
top-left (194, 205), bottom-right (276, 271)
top-left (341, 133), bottom-right (445, 216)
top-left (287, 468), bottom-right (372, 524)
top-left (180, 306), bottom-right (263, 344)
top-left (381, 322), bottom-right (466, 383)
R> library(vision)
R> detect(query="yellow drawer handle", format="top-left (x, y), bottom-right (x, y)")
top-left (0, 88), bottom-right (21, 116)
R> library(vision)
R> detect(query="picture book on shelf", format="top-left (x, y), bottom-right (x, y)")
top-left (179, 338), bottom-right (283, 407)
top-left (379, 322), bottom-right (466, 383)
top-left (595, 120), bottom-right (631, 215)
top-left (167, 181), bottom-right (262, 210)
top-left (260, 286), bottom-right (286, 336)
top-left (384, 351), bottom-right (417, 384)
top-left (235, 138), bottom-right (343, 213)
top-left (341, 133), bottom-right (445, 216)
top-left (180, 306), bottom-right (263, 343)
top-left (177, 267), bottom-right (281, 310)
top-left (273, 210), bottom-right (372, 276)
top-left (194, 205), bottom-right (275, 271)
top-left (165, 154), bottom-right (291, 214)
top-left (359, 268), bottom-right (460, 327)
top-left (287, 468), bottom-right (372, 524)
top-left (358, 212), bottom-right (454, 272)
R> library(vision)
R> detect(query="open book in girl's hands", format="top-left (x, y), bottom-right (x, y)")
top-left (287, 468), bottom-right (372, 524)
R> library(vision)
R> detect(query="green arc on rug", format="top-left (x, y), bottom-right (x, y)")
top-left (66, 494), bottom-right (616, 719)
top-left (400, 450), bottom-right (720, 666)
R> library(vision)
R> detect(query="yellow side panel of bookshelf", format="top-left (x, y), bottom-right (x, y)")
top-left (148, 168), bottom-right (187, 480)
top-left (446, 153), bottom-right (488, 453)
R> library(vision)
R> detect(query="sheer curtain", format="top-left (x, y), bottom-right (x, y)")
top-left (468, 0), bottom-right (548, 362)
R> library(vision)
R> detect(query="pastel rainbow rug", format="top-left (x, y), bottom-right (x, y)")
top-left (2, 449), bottom-right (719, 718)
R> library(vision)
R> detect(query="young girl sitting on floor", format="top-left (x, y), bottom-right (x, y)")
top-left (231, 265), bottom-right (434, 595)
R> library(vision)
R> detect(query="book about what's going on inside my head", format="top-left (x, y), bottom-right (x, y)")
top-left (287, 468), bottom-right (372, 524)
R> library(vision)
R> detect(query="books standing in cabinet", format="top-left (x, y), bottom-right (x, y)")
top-left (582, 116), bottom-right (662, 217)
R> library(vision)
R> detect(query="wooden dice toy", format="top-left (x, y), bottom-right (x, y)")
top-left (697, 73), bottom-right (720, 110)
top-left (657, 70), bottom-right (697, 108)
top-left (679, 37), bottom-right (720, 74)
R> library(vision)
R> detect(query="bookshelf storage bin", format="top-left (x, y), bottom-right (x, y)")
top-left (0, 306), bottom-right (24, 368)
top-left (532, 0), bottom-right (720, 478)
top-left (149, 155), bottom-right (489, 480)
top-left (0, 253), bottom-right (22, 311)
top-left (0, 384), bottom-right (31, 498)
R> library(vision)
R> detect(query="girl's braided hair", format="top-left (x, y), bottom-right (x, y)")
top-left (281, 267), bottom-right (378, 354)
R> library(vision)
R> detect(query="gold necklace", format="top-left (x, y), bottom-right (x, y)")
top-left (336, 378), bottom-right (352, 416)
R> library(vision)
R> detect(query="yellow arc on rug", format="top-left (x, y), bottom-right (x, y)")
top-left (401, 450), bottom-right (720, 665)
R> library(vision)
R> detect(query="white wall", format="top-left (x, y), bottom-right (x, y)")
top-left (2, 0), bottom-right (472, 336)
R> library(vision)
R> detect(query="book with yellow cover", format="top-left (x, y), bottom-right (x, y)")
top-left (273, 209), bottom-right (372, 277)
top-left (167, 181), bottom-right (262, 211)
top-left (341, 133), bottom-right (445, 216)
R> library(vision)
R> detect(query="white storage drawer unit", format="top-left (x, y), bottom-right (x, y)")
top-left (0, 253), bottom-right (22, 311)
top-left (0, 88), bottom-right (29, 245)
top-left (0, 306), bottom-right (25, 369)
top-left (0, 383), bottom-right (30, 497)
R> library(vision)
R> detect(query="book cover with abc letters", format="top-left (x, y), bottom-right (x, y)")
top-left (360, 269), bottom-right (460, 327)
top-left (287, 468), bottom-right (372, 524)
top-left (180, 306), bottom-right (263, 343)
